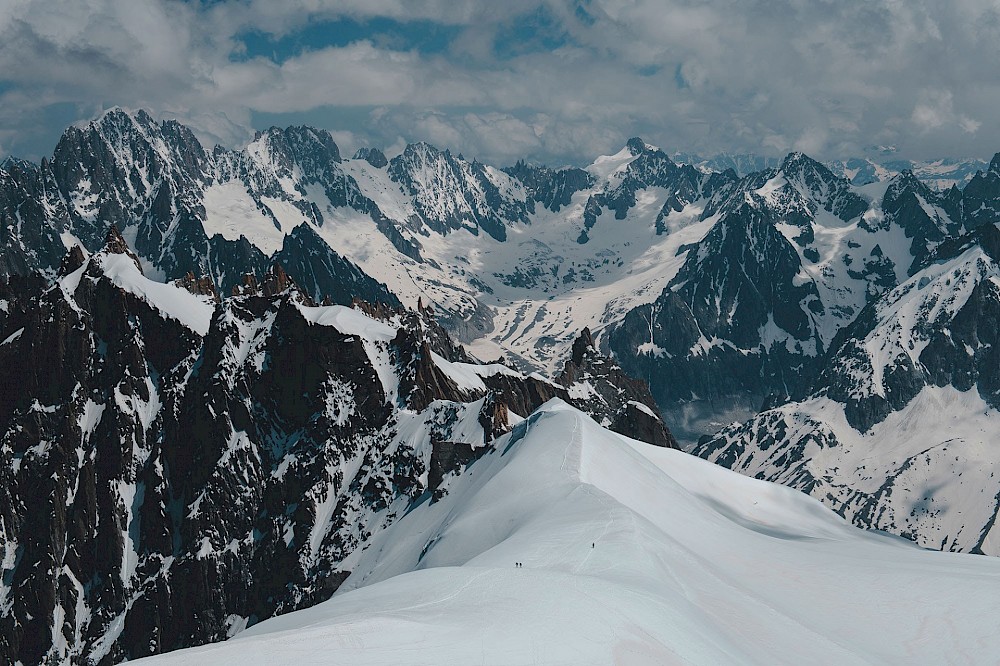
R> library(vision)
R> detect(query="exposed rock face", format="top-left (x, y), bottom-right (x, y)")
top-left (387, 142), bottom-right (531, 242)
top-left (503, 161), bottom-right (594, 213)
top-left (352, 147), bottom-right (388, 169)
top-left (555, 328), bottom-right (677, 448)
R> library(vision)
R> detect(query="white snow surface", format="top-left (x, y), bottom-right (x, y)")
top-left (95, 253), bottom-right (216, 336)
top-left (140, 401), bottom-right (1000, 665)
top-left (430, 352), bottom-right (521, 392)
top-left (202, 181), bottom-right (286, 255)
top-left (705, 385), bottom-right (1000, 555)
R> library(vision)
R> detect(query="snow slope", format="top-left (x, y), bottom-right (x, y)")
top-left (140, 401), bottom-right (1000, 665)
top-left (699, 386), bottom-right (1000, 554)
top-left (95, 252), bottom-right (216, 335)
top-left (693, 229), bottom-right (1000, 554)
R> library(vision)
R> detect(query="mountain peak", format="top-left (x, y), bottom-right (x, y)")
top-left (80, 106), bottom-right (155, 132)
top-left (403, 141), bottom-right (441, 156)
top-left (569, 326), bottom-right (597, 366)
top-left (354, 147), bottom-right (388, 168)
top-left (256, 125), bottom-right (342, 164)
top-left (778, 151), bottom-right (823, 171)
top-left (626, 137), bottom-right (647, 156)
top-left (103, 224), bottom-right (130, 254)
top-left (990, 152), bottom-right (1000, 175)
top-left (100, 224), bottom-right (143, 272)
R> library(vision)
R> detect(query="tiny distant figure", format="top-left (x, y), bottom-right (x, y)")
top-left (592, 543), bottom-right (595, 548)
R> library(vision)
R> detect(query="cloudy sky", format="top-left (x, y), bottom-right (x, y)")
top-left (1, 0), bottom-right (998, 166)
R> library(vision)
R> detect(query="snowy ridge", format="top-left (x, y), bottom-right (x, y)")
top-left (94, 252), bottom-right (216, 336)
top-left (140, 402), bottom-right (1000, 665)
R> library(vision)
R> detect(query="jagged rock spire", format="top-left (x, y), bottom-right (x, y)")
top-left (56, 244), bottom-right (86, 277)
top-left (101, 223), bottom-right (144, 272)
top-left (103, 224), bottom-right (130, 254)
top-left (569, 326), bottom-right (597, 367)
top-left (175, 272), bottom-right (219, 302)
top-left (353, 147), bottom-right (387, 168)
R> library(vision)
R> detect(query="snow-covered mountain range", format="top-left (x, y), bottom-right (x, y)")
top-left (694, 224), bottom-right (1000, 554)
top-left (675, 150), bottom-right (990, 190)
top-left (3, 108), bottom-right (1000, 663)
top-left (6, 110), bottom-right (998, 429)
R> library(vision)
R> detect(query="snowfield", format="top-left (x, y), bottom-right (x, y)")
top-left (139, 401), bottom-right (1000, 665)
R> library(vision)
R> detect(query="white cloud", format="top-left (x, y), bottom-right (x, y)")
top-left (0, 0), bottom-right (997, 163)
top-left (912, 90), bottom-right (954, 131)
top-left (959, 116), bottom-right (981, 134)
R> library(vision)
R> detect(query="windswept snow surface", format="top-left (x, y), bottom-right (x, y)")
top-left (202, 181), bottom-right (286, 255)
top-left (96, 253), bottom-right (216, 335)
top-left (140, 401), bottom-right (1000, 665)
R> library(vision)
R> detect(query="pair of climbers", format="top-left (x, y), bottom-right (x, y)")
top-left (515, 562), bottom-right (524, 568)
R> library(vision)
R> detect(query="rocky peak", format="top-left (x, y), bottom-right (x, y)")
top-left (773, 151), bottom-right (869, 222)
top-left (100, 224), bottom-right (144, 271)
top-left (256, 125), bottom-right (342, 168)
top-left (503, 160), bottom-right (593, 213)
top-left (990, 152), bottom-right (1000, 175)
top-left (232, 264), bottom-right (305, 300)
top-left (626, 137), bottom-right (648, 156)
top-left (779, 151), bottom-right (810, 170)
top-left (777, 151), bottom-right (831, 186)
top-left (387, 141), bottom-right (528, 243)
top-left (175, 272), bottom-right (220, 302)
top-left (353, 147), bottom-right (388, 168)
top-left (568, 326), bottom-right (598, 367)
top-left (393, 141), bottom-right (442, 165)
top-left (56, 244), bottom-right (86, 277)
top-left (556, 328), bottom-right (677, 449)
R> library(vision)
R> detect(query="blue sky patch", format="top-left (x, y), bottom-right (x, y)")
top-left (234, 18), bottom-right (460, 63)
